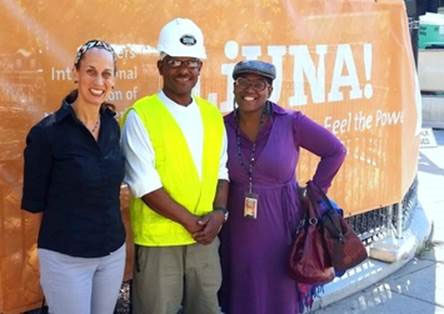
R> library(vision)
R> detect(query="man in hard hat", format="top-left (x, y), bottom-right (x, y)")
top-left (121, 17), bottom-right (228, 314)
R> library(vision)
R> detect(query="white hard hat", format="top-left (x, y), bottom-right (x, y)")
top-left (157, 18), bottom-right (207, 60)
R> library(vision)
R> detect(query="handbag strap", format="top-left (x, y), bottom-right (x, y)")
top-left (298, 186), bottom-right (318, 226)
top-left (307, 181), bottom-right (334, 210)
top-left (306, 181), bottom-right (345, 240)
top-left (304, 183), bottom-right (321, 223)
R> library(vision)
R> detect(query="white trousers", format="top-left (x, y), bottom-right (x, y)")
top-left (38, 244), bottom-right (126, 314)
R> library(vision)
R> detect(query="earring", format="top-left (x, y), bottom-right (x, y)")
top-left (74, 80), bottom-right (78, 84)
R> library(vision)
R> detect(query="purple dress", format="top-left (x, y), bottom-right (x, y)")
top-left (219, 102), bottom-right (346, 314)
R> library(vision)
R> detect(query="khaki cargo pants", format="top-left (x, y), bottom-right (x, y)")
top-left (132, 238), bottom-right (221, 314)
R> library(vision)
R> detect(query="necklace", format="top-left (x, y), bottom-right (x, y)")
top-left (71, 103), bottom-right (100, 134)
top-left (90, 118), bottom-right (100, 133)
top-left (234, 102), bottom-right (270, 193)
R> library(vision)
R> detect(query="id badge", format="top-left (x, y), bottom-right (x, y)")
top-left (244, 192), bottom-right (259, 219)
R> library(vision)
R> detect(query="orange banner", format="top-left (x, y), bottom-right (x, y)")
top-left (0, 0), bottom-right (419, 312)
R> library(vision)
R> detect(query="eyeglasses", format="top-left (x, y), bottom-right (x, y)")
top-left (164, 58), bottom-right (202, 69)
top-left (235, 77), bottom-right (269, 92)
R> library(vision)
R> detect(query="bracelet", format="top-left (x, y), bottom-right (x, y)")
top-left (213, 206), bottom-right (229, 222)
top-left (213, 206), bottom-right (228, 213)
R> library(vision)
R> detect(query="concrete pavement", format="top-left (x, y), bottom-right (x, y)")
top-left (311, 129), bottom-right (444, 314)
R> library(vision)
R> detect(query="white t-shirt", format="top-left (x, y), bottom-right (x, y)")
top-left (121, 91), bottom-right (228, 198)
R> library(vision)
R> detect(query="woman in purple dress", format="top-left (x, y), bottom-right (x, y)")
top-left (219, 60), bottom-right (347, 314)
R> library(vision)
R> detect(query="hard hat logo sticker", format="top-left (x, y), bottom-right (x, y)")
top-left (180, 35), bottom-right (197, 46)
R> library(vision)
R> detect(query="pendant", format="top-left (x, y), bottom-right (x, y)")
top-left (244, 192), bottom-right (259, 219)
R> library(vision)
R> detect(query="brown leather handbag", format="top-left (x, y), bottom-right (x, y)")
top-left (289, 181), bottom-right (368, 283)
top-left (288, 184), bottom-right (335, 284)
top-left (309, 182), bottom-right (368, 273)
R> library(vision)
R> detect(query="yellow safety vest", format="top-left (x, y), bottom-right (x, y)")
top-left (122, 95), bottom-right (224, 246)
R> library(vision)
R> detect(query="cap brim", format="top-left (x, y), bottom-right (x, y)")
top-left (234, 69), bottom-right (274, 80)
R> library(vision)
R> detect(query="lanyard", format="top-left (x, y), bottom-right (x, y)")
top-left (234, 102), bottom-right (270, 193)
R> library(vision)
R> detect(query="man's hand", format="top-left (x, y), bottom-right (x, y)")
top-left (183, 215), bottom-right (205, 234)
top-left (192, 211), bottom-right (225, 245)
top-left (142, 188), bottom-right (205, 235)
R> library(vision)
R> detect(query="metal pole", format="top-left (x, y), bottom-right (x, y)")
top-left (386, 204), bottom-right (393, 232)
top-left (396, 202), bottom-right (404, 239)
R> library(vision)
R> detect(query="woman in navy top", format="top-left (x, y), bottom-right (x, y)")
top-left (21, 40), bottom-right (126, 314)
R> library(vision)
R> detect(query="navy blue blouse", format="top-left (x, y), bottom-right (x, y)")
top-left (21, 98), bottom-right (126, 258)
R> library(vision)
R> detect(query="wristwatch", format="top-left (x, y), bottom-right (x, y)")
top-left (213, 206), bottom-right (229, 222)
